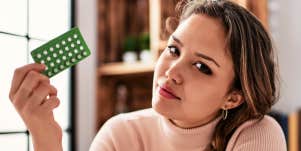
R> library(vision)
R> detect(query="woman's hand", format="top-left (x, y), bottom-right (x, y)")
top-left (9, 63), bottom-right (63, 151)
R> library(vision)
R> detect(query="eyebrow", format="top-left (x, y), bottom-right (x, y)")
top-left (171, 35), bottom-right (221, 68)
top-left (171, 35), bottom-right (184, 47)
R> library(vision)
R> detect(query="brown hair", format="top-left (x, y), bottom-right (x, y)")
top-left (167, 0), bottom-right (280, 150)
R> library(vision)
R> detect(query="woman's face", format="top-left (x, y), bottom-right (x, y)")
top-left (152, 14), bottom-right (236, 128)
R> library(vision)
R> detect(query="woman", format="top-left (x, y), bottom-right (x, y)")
top-left (9, 0), bottom-right (286, 150)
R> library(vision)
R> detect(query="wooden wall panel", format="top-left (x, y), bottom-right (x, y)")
top-left (97, 73), bottom-right (153, 130)
top-left (97, 0), bottom-right (149, 64)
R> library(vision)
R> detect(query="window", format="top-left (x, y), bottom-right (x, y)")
top-left (0, 0), bottom-right (74, 150)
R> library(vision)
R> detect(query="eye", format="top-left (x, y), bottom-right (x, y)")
top-left (194, 62), bottom-right (212, 75)
top-left (167, 45), bottom-right (180, 57)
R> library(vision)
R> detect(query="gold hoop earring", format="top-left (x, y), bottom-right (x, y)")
top-left (222, 109), bottom-right (228, 120)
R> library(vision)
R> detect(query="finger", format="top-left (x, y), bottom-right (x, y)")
top-left (17, 70), bottom-right (50, 98)
top-left (29, 83), bottom-right (57, 106)
top-left (41, 96), bottom-right (60, 112)
top-left (9, 63), bottom-right (46, 100)
top-left (48, 85), bottom-right (58, 97)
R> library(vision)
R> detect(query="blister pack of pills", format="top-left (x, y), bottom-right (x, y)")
top-left (31, 27), bottom-right (91, 78)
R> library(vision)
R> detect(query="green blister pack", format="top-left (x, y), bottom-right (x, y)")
top-left (31, 27), bottom-right (91, 78)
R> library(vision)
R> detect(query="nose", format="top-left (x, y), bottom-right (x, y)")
top-left (165, 61), bottom-right (183, 85)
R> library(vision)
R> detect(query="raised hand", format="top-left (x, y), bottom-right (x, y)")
top-left (9, 63), bottom-right (63, 151)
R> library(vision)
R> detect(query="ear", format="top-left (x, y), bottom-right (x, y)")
top-left (222, 90), bottom-right (244, 110)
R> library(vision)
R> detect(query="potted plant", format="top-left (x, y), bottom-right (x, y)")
top-left (122, 35), bottom-right (138, 63)
top-left (138, 32), bottom-right (152, 63)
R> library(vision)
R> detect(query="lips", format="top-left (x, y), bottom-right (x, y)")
top-left (159, 85), bottom-right (181, 100)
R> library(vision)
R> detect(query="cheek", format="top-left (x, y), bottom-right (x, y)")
top-left (181, 84), bottom-right (225, 120)
top-left (153, 53), bottom-right (169, 81)
top-left (183, 80), bottom-right (227, 109)
top-left (152, 55), bottom-right (165, 92)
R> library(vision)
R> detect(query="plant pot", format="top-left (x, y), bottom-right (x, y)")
top-left (122, 51), bottom-right (137, 63)
top-left (139, 49), bottom-right (152, 63)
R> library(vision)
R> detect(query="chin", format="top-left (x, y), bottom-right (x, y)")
top-left (152, 96), bottom-right (177, 119)
top-left (153, 105), bottom-right (171, 119)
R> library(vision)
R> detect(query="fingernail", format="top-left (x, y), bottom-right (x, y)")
top-left (40, 63), bottom-right (46, 69)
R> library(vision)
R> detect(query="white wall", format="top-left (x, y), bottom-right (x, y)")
top-left (75, 0), bottom-right (97, 150)
top-left (272, 0), bottom-right (301, 113)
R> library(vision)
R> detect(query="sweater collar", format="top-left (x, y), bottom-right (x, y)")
top-left (160, 115), bottom-right (221, 150)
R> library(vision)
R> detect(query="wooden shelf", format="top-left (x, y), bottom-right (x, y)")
top-left (98, 62), bottom-right (155, 76)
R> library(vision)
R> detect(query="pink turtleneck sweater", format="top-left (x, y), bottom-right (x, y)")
top-left (89, 108), bottom-right (287, 151)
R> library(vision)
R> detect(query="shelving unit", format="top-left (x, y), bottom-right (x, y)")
top-left (98, 62), bottom-right (155, 76)
top-left (96, 0), bottom-right (156, 130)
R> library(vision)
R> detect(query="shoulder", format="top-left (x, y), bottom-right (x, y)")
top-left (106, 108), bottom-right (160, 126)
top-left (226, 115), bottom-right (287, 151)
top-left (90, 108), bottom-right (161, 150)
top-left (234, 115), bottom-right (285, 136)
top-left (97, 108), bottom-right (161, 135)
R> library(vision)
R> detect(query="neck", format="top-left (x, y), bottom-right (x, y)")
top-left (170, 114), bottom-right (220, 129)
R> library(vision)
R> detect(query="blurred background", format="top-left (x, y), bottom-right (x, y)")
top-left (0, 0), bottom-right (301, 150)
